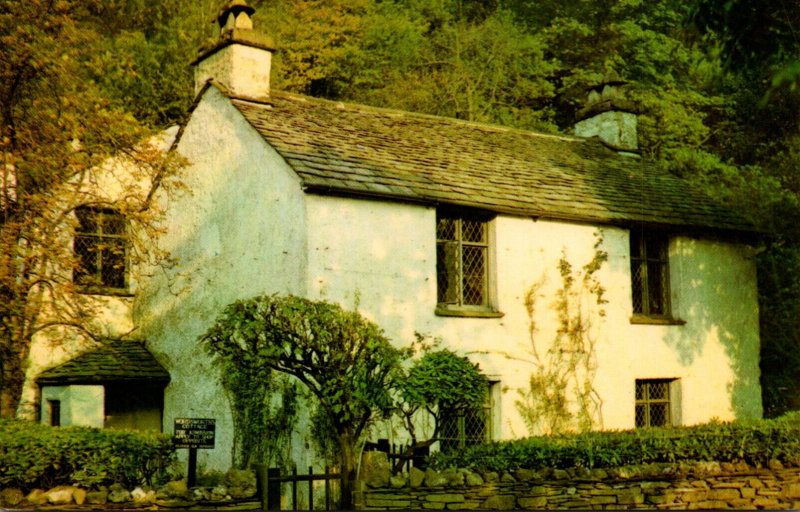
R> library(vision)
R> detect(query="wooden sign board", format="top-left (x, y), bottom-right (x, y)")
top-left (174, 417), bottom-right (215, 449)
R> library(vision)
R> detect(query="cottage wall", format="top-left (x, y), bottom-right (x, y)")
top-left (305, 194), bottom-right (761, 439)
top-left (135, 86), bottom-right (309, 469)
top-left (40, 385), bottom-right (104, 428)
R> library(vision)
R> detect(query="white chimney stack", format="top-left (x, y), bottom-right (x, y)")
top-left (192, 0), bottom-right (275, 101)
top-left (574, 74), bottom-right (639, 154)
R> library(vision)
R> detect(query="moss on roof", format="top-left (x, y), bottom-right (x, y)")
top-left (226, 88), bottom-right (755, 235)
top-left (36, 340), bottom-right (170, 386)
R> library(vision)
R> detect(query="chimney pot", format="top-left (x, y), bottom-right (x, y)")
top-left (193, 0), bottom-right (274, 101)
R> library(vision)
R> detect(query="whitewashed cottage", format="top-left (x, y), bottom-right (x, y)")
top-left (29, 1), bottom-right (762, 471)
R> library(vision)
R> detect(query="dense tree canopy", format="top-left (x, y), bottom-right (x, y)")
top-left (0, 0), bottom-right (182, 417)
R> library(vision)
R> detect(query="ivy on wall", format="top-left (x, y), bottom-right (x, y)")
top-left (204, 334), bottom-right (299, 470)
top-left (516, 235), bottom-right (608, 435)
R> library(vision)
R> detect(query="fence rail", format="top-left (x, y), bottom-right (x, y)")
top-left (256, 465), bottom-right (341, 511)
top-left (364, 439), bottom-right (429, 473)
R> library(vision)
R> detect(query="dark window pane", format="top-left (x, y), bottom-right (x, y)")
top-left (631, 263), bottom-right (645, 314)
top-left (436, 213), bottom-right (489, 308)
top-left (437, 217), bottom-right (457, 241)
top-left (73, 208), bottom-right (127, 289)
top-left (635, 381), bottom-right (646, 400)
top-left (76, 207), bottom-right (97, 232)
top-left (630, 231), bottom-right (643, 258)
top-left (461, 246), bottom-right (486, 305)
top-left (635, 379), bottom-right (673, 428)
top-left (437, 242), bottom-right (459, 304)
top-left (647, 261), bottom-right (665, 314)
top-left (646, 236), bottom-right (666, 261)
top-left (102, 242), bottom-right (126, 289)
top-left (74, 235), bottom-right (99, 285)
top-left (49, 400), bottom-right (61, 427)
top-left (635, 404), bottom-right (646, 427)
top-left (649, 381), bottom-right (668, 400)
top-left (649, 403), bottom-right (669, 426)
top-left (462, 219), bottom-right (485, 243)
top-left (630, 230), bottom-right (670, 317)
top-left (463, 408), bottom-right (487, 442)
top-left (103, 213), bottom-right (127, 235)
top-left (440, 408), bottom-right (489, 453)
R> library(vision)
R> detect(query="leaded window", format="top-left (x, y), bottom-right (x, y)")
top-left (439, 407), bottom-right (490, 453)
top-left (437, 212), bottom-right (489, 308)
top-left (635, 379), bottom-right (672, 428)
top-left (74, 206), bottom-right (128, 290)
top-left (439, 382), bottom-right (496, 453)
top-left (630, 230), bottom-right (670, 317)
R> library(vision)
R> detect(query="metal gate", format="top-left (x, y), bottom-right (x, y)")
top-left (256, 466), bottom-right (341, 511)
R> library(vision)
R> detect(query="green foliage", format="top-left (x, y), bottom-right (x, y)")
top-left (430, 413), bottom-right (800, 472)
top-left (397, 346), bottom-right (488, 448)
top-left (209, 340), bottom-right (299, 469)
top-left (0, 0), bottom-right (184, 418)
top-left (517, 237), bottom-right (607, 435)
top-left (0, 419), bottom-right (175, 490)
top-left (402, 349), bottom-right (488, 414)
top-left (202, 294), bottom-right (406, 438)
top-left (201, 294), bottom-right (408, 508)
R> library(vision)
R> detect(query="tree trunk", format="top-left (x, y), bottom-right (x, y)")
top-left (0, 348), bottom-right (24, 418)
top-left (338, 433), bottom-right (357, 510)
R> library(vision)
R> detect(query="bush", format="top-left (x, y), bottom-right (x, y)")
top-left (0, 419), bottom-right (176, 490)
top-left (429, 413), bottom-right (800, 472)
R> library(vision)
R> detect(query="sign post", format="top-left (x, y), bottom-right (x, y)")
top-left (174, 418), bottom-right (215, 487)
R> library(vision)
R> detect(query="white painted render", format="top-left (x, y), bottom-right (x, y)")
top-left (574, 111), bottom-right (638, 151)
top-left (40, 385), bottom-right (105, 428)
top-left (305, 194), bottom-right (762, 439)
top-left (135, 86), bottom-right (308, 469)
top-left (195, 44), bottom-right (272, 101)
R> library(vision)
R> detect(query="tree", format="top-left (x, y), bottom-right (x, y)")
top-left (201, 294), bottom-right (407, 509)
top-left (0, 0), bottom-right (182, 418)
top-left (693, 0), bottom-right (800, 92)
top-left (396, 347), bottom-right (488, 465)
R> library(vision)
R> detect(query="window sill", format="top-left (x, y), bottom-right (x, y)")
top-left (630, 314), bottom-right (685, 326)
top-left (76, 287), bottom-right (134, 298)
top-left (435, 306), bottom-right (504, 319)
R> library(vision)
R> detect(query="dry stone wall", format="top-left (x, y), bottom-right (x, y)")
top-left (357, 459), bottom-right (800, 510)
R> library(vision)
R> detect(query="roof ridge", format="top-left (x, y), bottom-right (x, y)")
top-left (230, 89), bottom-right (588, 145)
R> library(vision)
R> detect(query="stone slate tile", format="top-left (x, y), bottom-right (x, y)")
top-left (36, 340), bottom-right (170, 385)
top-left (228, 90), bottom-right (757, 236)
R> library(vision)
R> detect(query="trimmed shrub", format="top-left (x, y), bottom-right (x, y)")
top-left (429, 412), bottom-right (800, 472)
top-left (0, 419), bottom-right (175, 490)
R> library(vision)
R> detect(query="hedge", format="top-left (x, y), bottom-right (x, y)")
top-left (0, 419), bottom-right (176, 490)
top-left (429, 412), bottom-right (800, 472)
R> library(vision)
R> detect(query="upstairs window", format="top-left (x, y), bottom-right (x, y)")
top-left (630, 230), bottom-right (670, 317)
top-left (73, 206), bottom-right (128, 291)
top-left (436, 211), bottom-right (493, 312)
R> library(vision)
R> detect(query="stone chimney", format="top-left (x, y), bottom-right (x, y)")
top-left (574, 74), bottom-right (639, 154)
top-left (192, 0), bottom-right (275, 101)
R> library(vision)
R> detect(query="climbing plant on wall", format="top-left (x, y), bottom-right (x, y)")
top-left (516, 235), bottom-right (608, 435)
top-left (203, 329), bottom-right (299, 470)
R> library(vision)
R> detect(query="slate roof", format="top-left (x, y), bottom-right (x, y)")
top-left (226, 88), bottom-right (756, 235)
top-left (36, 340), bottom-right (170, 386)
